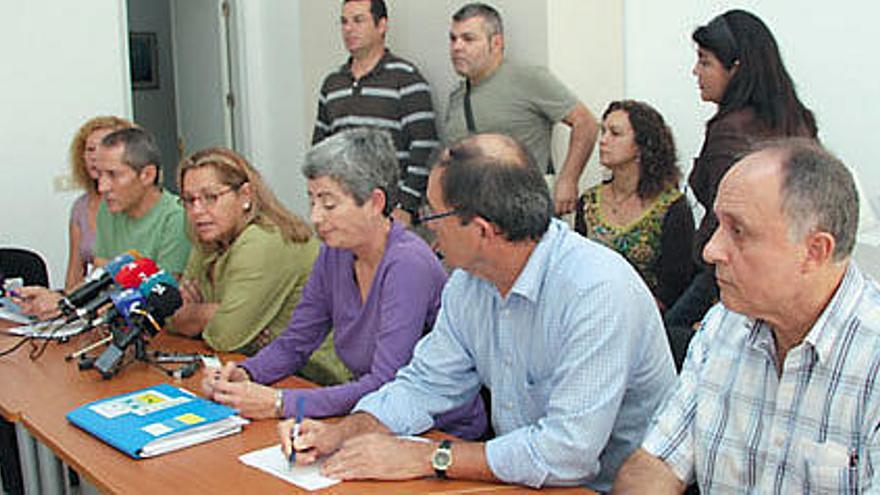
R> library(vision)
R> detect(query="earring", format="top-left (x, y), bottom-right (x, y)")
top-left (243, 202), bottom-right (252, 212)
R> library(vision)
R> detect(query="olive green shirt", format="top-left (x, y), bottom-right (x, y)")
top-left (183, 222), bottom-right (319, 355)
top-left (444, 61), bottom-right (578, 172)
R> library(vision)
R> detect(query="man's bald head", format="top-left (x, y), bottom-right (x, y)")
top-left (430, 133), bottom-right (552, 241)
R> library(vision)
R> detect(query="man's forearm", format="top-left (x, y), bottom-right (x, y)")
top-left (612, 448), bottom-right (686, 494)
top-left (558, 103), bottom-right (598, 184)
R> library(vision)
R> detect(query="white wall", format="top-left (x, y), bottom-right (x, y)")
top-left (624, 1), bottom-right (880, 231)
top-left (548, 0), bottom-right (624, 190)
top-left (0, 1), bottom-right (130, 286)
top-left (234, 1), bottom-right (311, 218)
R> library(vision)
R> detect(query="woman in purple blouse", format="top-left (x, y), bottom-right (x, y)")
top-left (202, 128), bottom-right (487, 440)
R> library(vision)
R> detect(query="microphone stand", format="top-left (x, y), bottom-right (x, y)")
top-left (77, 319), bottom-right (204, 380)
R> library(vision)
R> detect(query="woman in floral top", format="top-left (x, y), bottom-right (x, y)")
top-left (576, 100), bottom-right (694, 311)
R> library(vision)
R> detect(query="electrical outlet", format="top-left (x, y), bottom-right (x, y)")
top-left (53, 174), bottom-right (76, 192)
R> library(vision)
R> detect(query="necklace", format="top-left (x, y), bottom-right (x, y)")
top-left (605, 190), bottom-right (638, 216)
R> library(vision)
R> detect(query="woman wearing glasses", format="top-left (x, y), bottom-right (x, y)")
top-left (201, 129), bottom-right (486, 439)
top-left (171, 147), bottom-right (320, 356)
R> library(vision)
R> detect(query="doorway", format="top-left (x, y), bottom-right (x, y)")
top-left (126, 0), bottom-right (237, 191)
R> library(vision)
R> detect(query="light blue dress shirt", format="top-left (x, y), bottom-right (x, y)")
top-left (355, 219), bottom-right (677, 490)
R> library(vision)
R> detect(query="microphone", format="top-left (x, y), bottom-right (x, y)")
top-left (93, 289), bottom-right (148, 378)
top-left (138, 270), bottom-right (178, 297)
top-left (58, 250), bottom-right (141, 314)
top-left (94, 283), bottom-right (182, 378)
top-left (140, 282), bottom-right (183, 330)
top-left (65, 257), bottom-right (159, 325)
top-left (114, 258), bottom-right (159, 288)
top-left (86, 288), bottom-right (146, 330)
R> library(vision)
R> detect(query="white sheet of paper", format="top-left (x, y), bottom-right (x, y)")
top-left (5, 319), bottom-right (86, 339)
top-left (0, 298), bottom-right (32, 325)
top-left (238, 444), bottom-right (340, 491)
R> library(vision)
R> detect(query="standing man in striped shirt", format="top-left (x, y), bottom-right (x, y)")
top-left (313, 0), bottom-right (439, 226)
top-left (613, 138), bottom-right (880, 494)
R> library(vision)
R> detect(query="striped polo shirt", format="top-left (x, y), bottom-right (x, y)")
top-left (312, 50), bottom-right (439, 215)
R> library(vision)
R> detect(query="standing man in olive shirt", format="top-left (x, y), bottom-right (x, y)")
top-left (444, 3), bottom-right (599, 215)
top-left (313, 0), bottom-right (440, 225)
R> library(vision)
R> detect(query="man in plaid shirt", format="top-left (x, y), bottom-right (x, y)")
top-left (614, 138), bottom-right (880, 494)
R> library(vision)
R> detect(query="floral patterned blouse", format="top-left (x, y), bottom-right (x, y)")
top-left (575, 184), bottom-right (695, 309)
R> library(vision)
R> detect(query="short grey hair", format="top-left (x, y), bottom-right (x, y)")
top-left (102, 127), bottom-right (162, 184)
top-left (303, 128), bottom-right (399, 216)
top-left (452, 3), bottom-right (503, 37)
top-left (761, 138), bottom-right (859, 261)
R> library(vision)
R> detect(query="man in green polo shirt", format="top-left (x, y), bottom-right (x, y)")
top-left (93, 127), bottom-right (190, 276)
top-left (15, 127), bottom-right (190, 320)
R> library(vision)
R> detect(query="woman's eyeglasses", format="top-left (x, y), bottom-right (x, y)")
top-left (179, 187), bottom-right (236, 209)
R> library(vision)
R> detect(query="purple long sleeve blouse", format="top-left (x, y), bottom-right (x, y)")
top-left (240, 222), bottom-right (487, 439)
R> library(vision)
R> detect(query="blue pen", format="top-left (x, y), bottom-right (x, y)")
top-left (289, 396), bottom-right (305, 469)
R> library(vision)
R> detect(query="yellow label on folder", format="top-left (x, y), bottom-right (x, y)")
top-left (176, 413), bottom-right (205, 425)
top-left (138, 393), bottom-right (166, 405)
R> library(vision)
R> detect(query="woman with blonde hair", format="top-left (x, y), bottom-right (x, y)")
top-left (64, 115), bottom-right (132, 290)
top-left (171, 147), bottom-right (319, 355)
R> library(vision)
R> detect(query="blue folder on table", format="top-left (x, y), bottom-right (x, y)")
top-left (67, 383), bottom-right (247, 459)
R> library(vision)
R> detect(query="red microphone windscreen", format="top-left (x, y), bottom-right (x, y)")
top-left (114, 258), bottom-right (159, 288)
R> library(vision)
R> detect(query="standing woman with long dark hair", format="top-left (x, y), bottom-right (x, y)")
top-left (665, 9), bottom-right (818, 334)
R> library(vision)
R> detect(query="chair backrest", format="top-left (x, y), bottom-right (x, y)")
top-left (0, 248), bottom-right (50, 287)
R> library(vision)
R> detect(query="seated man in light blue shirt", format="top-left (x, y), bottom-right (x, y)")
top-left (280, 133), bottom-right (676, 491)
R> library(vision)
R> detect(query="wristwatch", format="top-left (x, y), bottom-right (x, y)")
top-left (432, 440), bottom-right (453, 479)
top-left (274, 389), bottom-right (284, 418)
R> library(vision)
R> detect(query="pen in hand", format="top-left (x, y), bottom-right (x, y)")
top-left (289, 396), bottom-right (305, 470)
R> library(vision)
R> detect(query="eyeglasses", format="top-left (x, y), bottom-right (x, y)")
top-left (179, 187), bottom-right (236, 209)
top-left (417, 208), bottom-right (459, 224)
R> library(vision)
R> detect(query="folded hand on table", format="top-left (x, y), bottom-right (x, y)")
top-left (203, 361), bottom-right (277, 419)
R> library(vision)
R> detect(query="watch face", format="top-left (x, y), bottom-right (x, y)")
top-left (433, 450), bottom-right (451, 469)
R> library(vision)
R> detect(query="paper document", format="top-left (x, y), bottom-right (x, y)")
top-left (239, 444), bottom-right (340, 491)
top-left (0, 297), bottom-right (32, 324)
top-left (5, 319), bottom-right (86, 339)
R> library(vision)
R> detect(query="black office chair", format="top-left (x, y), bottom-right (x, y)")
top-left (0, 247), bottom-right (50, 288)
top-left (0, 247), bottom-right (48, 495)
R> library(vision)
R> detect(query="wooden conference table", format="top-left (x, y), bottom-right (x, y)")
top-left (0, 320), bottom-right (595, 494)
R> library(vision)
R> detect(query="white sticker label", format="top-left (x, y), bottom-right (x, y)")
top-left (142, 423), bottom-right (173, 436)
top-left (201, 355), bottom-right (222, 369)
